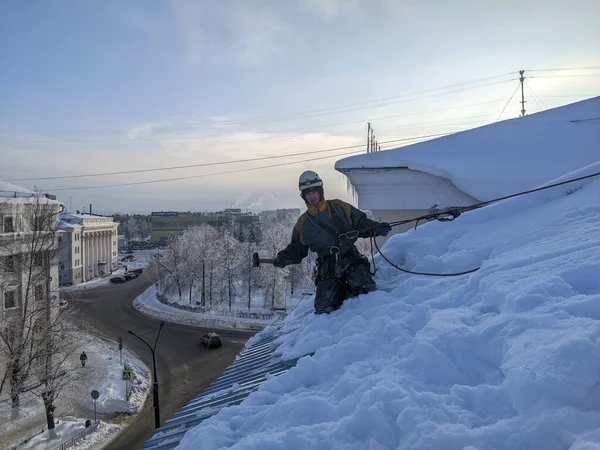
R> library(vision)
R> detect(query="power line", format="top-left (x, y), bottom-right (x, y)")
top-left (8, 132), bottom-right (455, 182)
top-left (529, 74), bottom-right (600, 79)
top-left (535, 94), bottom-right (599, 98)
top-left (374, 112), bottom-right (499, 132)
top-left (35, 134), bottom-right (466, 191)
top-left (524, 81), bottom-right (548, 110)
top-left (496, 82), bottom-right (521, 122)
top-left (524, 86), bottom-right (545, 111)
top-left (48, 150), bottom-right (366, 191)
top-left (526, 66), bottom-right (600, 72)
top-left (4, 97), bottom-right (508, 146)
top-left (1, 74), bottom-right (513, 142)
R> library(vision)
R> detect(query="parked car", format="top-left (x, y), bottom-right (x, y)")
top-left (110, 276), bottom-right (126, 284)
top-left (200, 332), bottom-right (222, 349)
top-left (132, 268), bottom-right (144, 275)
top-left (123, 272), bottom-right (137, 280)
top-left (121, 255), bottom-right (136, 262)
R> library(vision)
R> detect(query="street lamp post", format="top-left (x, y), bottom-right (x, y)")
top-left (128, 321), bottom-right (165, 429)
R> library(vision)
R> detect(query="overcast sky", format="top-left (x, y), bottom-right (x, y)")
top-left (1, 0), bottom-right (599, 215)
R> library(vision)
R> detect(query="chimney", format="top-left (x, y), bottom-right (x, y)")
top-left (89, 204), bottom-right (92, 215)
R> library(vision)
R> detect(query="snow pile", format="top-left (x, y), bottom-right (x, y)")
top-left (14, 416), bottom-right (90, 450)
top-left (13, 417), bottom-right (120, 450)
top-left (335, 96), bottom-right (600, 201)
top-left (176, 162), bottom-right (600, 450)
top-left (133, 285), bottom-right (289, 331)
top-left (1, 334), bottom-right (149, 450)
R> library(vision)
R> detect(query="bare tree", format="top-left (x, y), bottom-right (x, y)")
top-left (30, 299), bottom-right (85, 437)
top-left (0, 190), bottom-right (86, 436)
top-left (0, 192), bottom-right (61, 409)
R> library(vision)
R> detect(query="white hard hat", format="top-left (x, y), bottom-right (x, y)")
top-left (298, 170), bottom-right (323, 192)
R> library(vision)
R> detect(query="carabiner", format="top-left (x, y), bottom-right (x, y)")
top-left (339, 230), bottom-right (360, 240)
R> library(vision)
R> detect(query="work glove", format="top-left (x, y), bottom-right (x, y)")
top-left (273, 254), bottom-right (286, 268)
top-left (375, 222), bottom-right (392, 237)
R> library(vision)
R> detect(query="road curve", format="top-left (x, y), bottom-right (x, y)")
top-left (67, 274), bottom-right (256, 450)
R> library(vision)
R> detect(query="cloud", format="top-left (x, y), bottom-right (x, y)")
top-left (125, 122), bottom-right (166, 139)
top-left (171, 0), bottom-right (288, 65)
top-left (0, 125), bottom-right (362, 214)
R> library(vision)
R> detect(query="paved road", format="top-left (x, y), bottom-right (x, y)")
top-left (67, 274), bottom-right (256, 450)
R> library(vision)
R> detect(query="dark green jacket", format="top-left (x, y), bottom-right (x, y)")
top-left (277, 199), bottom-right (380, 263)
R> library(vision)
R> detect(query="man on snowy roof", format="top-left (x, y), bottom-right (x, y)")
top-left (273, 170), bottom-right (391, 314)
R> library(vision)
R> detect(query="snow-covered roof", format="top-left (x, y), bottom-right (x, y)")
top-left (58, 213), bottom-right (115, 222)
top-left (144, 330), bottom-right (298, 449)
top-left (335, 96), bottom-right (600, 201)
top-left (0, 180), bottom-right (35, 197)
top-left (159, 162), bottom-right (600, 449)
top-left (57, 221), bottom-right (83, 230)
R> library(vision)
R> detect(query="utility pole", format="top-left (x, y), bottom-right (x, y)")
top-left (371, 131), bottom-right (376, 153)
top-left (366, 122), bottom-right (381, 153)
top-left (519, 70), bottom-right (526, 117)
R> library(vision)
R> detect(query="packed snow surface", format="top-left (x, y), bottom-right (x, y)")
top-left (177, 162), bottom-right (600, 450)
top-left (1, 334), bottom-right (148, 449)
top-left (335, 96), bottom-right (600, 201)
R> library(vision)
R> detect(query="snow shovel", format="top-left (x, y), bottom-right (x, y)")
top-left (252, 252), bottom-right (292, 268)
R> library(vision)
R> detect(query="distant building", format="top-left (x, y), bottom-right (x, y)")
top-left (150, 210), bottom-right (261, 245)
top-left (259, 209), bottom-right (301, 223)
top-left (57, 213), bottom-right (119, 284)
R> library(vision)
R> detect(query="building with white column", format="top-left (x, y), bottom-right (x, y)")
top-left (57, 213), bottom-right (118, 284)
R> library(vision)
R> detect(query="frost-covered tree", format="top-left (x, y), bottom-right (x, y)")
top-left (147, 212), bottom-right (321, 311)
top-left (257, 220), bottom-right (290, 310)
top-left (237, 227), bottom-right (260, 310)
top-left (216, 225), bottom-right (240, 310)
top-left (0, 191), bottom-right (85, 435)
top-left (151, 236), bottom-right (187, 299)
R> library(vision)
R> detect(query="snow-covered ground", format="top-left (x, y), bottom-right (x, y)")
top-left (14, 417), bottom-right (120, 450)
top-left (133, 285), bottom-right (309, 331)
top-left (175, 162), bottom-right (600, 449)
top-left (2, 334), bottom-right (149, 450)
top-left (60, 249), bottom-right (164, 293)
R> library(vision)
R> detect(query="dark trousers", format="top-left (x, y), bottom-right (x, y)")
top-left (314, 252), bottom-right (376, 314)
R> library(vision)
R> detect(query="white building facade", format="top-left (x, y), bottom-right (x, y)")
top-left (57, 213), bottom-right (118, 284)
top-left (57, 224), bottom-right (83, 285)
top-left (0, 181), bottom-right (62, 321)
